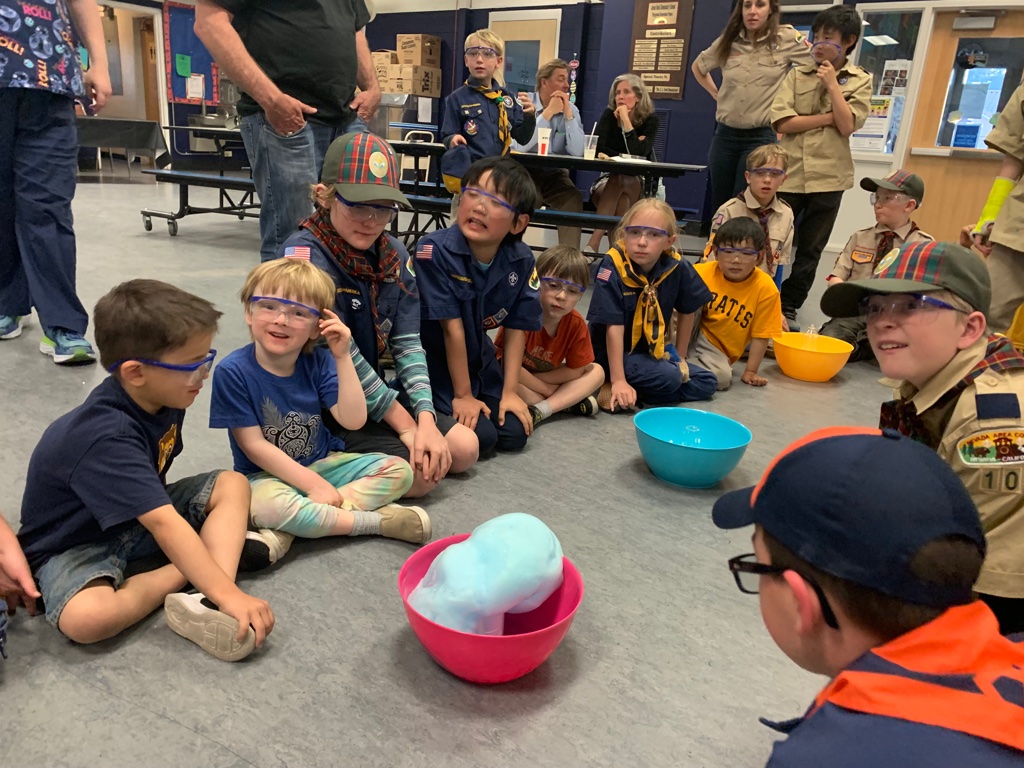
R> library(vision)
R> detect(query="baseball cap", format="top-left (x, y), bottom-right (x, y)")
top-left (319, 132), bottom-right (409, 208)
top-left (713, 427), bottom-right (986, 608)
top-left (860, 168), bottom-right (925, 204)
top-left (441, 144), bottom-right (472, 194)
top-left (821, 240), bottom-right (991, 319)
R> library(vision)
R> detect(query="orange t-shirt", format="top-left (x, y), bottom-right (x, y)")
top-left (495, 309), bottom-right (594, 372)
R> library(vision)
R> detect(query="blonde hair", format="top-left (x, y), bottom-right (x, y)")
top-left (465, 29), bottom-right (506, 86)
top-left (613, 199), bottom-right (678, 245)
top-left (536, 245), bottom-right (590, 289)
top-left (310, 182), bottom-right (336, 209)
top-left (607, 74), bottom-right (654, 125)
top-left (240, 259), bottom-right (336, 354)
top-left (746, 143), bottom-right (790, 172)
top-left (536, 58), bottom-right (569, 91)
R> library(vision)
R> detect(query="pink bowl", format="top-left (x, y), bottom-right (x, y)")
top-left (398, 533), bottom-right (585, 684)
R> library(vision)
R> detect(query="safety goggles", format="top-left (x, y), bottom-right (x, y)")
top-left (540, 277), bottom-right (585, 296)
top-left (465, 46), bottom-right (499, 59)
top-left (623, 226), bottom-right (670, 240)
top-left (106, 349), bottom-right (218, 385)
top-left (250, 296), bottom-right (322, 327)
top-left (335, 193), bottom-right (399, 224)
top-left (462, 186), bottom-right (519, 217)
top-left (860, 293), bottom-right (968, 323)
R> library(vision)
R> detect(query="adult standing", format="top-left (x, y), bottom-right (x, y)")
top-left (971, 82), bottom-right (1024, 333)
top-left (513, 59), bottom-right (585, 249)
top-left (0, 0), bottom-right (111, 364)
top-left (584, 74), bottom-right (658, 255)
top-left (691, 0), bottom-right (812, 217)
top-left (195, 0), bottom-right (381, 262)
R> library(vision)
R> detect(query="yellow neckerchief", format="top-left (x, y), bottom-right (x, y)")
top-left (609, 242), bottom-right (680, 360)
top-left (466, 79), bottom-right (510, 153)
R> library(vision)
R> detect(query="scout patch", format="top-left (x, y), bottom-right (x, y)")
top-left (838, 76), bottom-right (848, 85)
top-left (850, 249), bottom-right (874, 264)
top-left (380, 318), bottom-right (393, 335)
top-left (368, 151), bottom-right (389, 178)
top-left (713, 212), bottom-right (724, 226)
top-left (464, 119), bottom-right (478, 136)
top-left (417, 243), bottom-right (433, 260)
top-left (508, 272), bottom-right (519, 286)
top-left (503, 95), bottom-right (514, 109)
top-left (957, 429), bottom-right (1024, 465)
top-left (874, 248), bottom-right (899, 274)
top-left (351, 298), bottom-right (363, 310)
top-left (406, 255), bottom-right (416, 277)
top-left (597, 267), bottom-right (612, 282)
top-left (482, 308), bottom-right (508, 330)
top-left (528, 268), bottom-right (540, 290)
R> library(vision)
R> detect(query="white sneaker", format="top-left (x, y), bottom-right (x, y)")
top-left (164, 592), bottom-right (256, 662)
top-left (239, 529), bottom-right (295, 571)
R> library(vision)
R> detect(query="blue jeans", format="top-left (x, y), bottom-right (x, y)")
top-left (0, 89), bottom-right (88, 333)
top-left (35, 471), bottom-right (222, 629)
top-left (240, 112), bottom-right (368, 262)
top-left (707, 124), bottom-right (778, 219)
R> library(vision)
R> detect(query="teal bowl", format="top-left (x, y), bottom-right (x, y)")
top-left (634, 408), bottom-right (752, 489)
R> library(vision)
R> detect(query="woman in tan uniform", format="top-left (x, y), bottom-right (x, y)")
top-left (691, 0), bottom-right (813, 217)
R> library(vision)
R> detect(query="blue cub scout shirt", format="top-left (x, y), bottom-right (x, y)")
top-left (442, 82), bottom-right (526, 161)
top-left (415, 226), bottom-right (542, 409)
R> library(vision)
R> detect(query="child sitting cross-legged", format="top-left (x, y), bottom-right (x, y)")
top-left (495, 245), bottom-right (605, 428)
top-left (689, 218), bottom-right (782, 389)
top-left (587, 198), bottom-right (717, 412)
top-left (210, 257), bottom-right (431, 571)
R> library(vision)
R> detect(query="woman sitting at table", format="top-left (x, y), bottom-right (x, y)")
top-left (584, 74), bottom-right (658, 256)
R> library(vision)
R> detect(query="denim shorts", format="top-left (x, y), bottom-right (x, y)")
top-left (36, 470), bottom-right (222, 629)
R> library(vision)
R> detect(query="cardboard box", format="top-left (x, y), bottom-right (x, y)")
top-left (386, 65), bottom-right (441, 98)
top-left (372, 50), bottom-right (398, 84)
top-left (397, 34), bottom-right (441, 68)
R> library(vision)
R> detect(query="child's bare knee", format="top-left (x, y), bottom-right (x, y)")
top-left (209, 470), bottom-right (251, 511)
top-left (58, 585), bottom-right (120, 644)
top-left (448, 425), bottom-right (480, 473)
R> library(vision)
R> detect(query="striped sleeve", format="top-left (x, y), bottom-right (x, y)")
top-left (350, 345), bottom-right (398, 422)
top-left (391, 331), bottom-right (436, 419)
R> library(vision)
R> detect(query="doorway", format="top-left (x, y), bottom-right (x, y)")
top-left (489, 10), bottom-right (561, 93)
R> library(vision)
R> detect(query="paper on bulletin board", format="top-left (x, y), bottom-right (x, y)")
top-left (186, 74), bottom-right (205, 99)
top-left (175, 53), bottom-right (192, 77)
top-left (850, 97), bottom-right (893, 152)
top-left (878, 58), bottom-right (910, 98)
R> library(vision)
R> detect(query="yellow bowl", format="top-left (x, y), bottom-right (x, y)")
top-left (773, 332), bottom-right (854, 383)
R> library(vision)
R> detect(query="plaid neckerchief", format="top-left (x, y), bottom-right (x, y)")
top-left (466, 80), bottom-right (511, 153)
top-left (874, 224), bottom-right (917, 266)
top-left (880, 334), bottom-right (1024, 448)
top-left (747, 195), bottom-right (777, 272)
top-left (301, 208), bottom-right (401, 355)
top-left (608, 243), bottom-right (680, 361)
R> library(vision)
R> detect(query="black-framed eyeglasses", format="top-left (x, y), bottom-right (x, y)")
top-left (728, 553), bottom-right (840, 630)
top-left (106, 349), bottom-right (218, 385)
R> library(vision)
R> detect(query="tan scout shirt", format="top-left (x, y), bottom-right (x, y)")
top-left (985, 84), bottom-right (1024, 252)
top-left (887, 338), bottom-right (1024, 598)
top-left (708, 189), bottom-right (794, 277)
top-left (771, 63), bottom-right (873, 193)
top-left (694, 25), bottom-right (813, 129)
top-left (829, 222), bottom-right (933, 282)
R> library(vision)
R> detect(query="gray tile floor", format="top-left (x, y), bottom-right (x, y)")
top-left (2, 175), bottom-right (887, 767)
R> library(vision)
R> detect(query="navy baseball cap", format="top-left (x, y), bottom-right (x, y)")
top-left (713, 427), bottom-right (986, 608)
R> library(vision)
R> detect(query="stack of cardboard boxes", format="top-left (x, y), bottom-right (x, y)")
top-left (372, 34), bottom-right (442, 98)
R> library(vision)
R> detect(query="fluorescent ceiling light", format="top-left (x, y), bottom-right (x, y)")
top-left (864, 35), bottom-right (898, 46)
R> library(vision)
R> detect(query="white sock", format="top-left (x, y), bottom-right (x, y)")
top-left (535, 400), bottom-right (553, 419)
top-left (348, 510), bottom-right (382, 536)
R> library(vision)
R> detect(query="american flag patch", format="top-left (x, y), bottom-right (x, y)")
top-left (597, 267), bottom-right (612, 283)
top-left (417, 243), bottom-right (434, 260)
top-left (284, 246), bottom-right (310, 260)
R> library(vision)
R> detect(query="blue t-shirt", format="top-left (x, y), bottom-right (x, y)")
top-left (414, 225), bottom-right (542, 408)
top-left (587, 252), bottom-right (712, 360)
top-left (17, 377), bottom-right (184, 571)
top-left (209, 344), bottom-right (346, 475)
top-left (0, 0), bottom-right (85, 96)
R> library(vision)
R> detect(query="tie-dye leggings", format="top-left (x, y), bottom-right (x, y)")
top-left (248, 452), bottom-right (413, 538)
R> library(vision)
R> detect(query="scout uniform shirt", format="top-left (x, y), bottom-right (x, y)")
top-left (441, 81), bottom-right (533, 162)
top-left (709, 190), bottom-right (795, 276)
top-left (762, 602), bottom-right (1024, 767)
top-left (829, 222), bottom-right (933, 282)
top-left (693, 24), bottom-right (813, 129)
top-left (882, 336), bottom-right (1024, 599)
top-left (985, 83), bottom-right (1024, 254)
top-left (414, 226), bottom-right (542, 411)
top-left (771, 62), bottom-right (873, 193)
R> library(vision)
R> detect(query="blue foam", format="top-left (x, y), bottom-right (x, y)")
top-left (408, 513), bottom-right (564, 635)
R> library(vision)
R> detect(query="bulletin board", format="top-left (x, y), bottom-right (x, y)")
top-left (163, 1), bottom-right (219, 105)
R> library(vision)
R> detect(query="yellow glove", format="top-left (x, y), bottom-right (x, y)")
top-left (973, 177), bottom-right (1016, 238)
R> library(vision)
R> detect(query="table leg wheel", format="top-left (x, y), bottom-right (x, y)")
top-left (143, 216), bottom-right (153, 232)
top-left (167, 219), bottom-right (178, 236)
